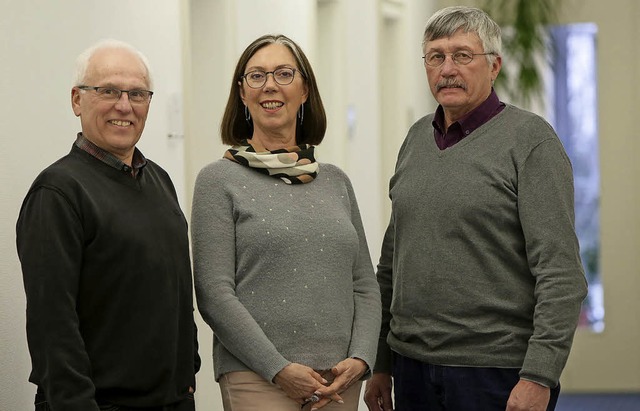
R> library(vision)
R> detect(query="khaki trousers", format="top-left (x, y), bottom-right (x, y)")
top-left (219, 370), bottom-right (362, 411)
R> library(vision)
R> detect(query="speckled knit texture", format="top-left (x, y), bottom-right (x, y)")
top-left (191, 159), bottom-right (381, 382)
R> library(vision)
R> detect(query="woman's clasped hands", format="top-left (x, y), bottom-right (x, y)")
top-left (275, 358), bottom-right (368, 409)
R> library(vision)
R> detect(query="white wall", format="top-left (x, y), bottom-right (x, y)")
top-left (0, 1), bottom-right (184, 409)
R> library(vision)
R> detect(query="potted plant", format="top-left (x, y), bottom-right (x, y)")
top-left (481, 0), bottom-right (561, 107)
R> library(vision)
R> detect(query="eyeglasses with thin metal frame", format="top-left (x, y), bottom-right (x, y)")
top-left (240, 68), bottom-right (302, 89)
top-left (77, 86), bottom-right (154, 104)
top-left (422, 51), bottom-right (495, 67)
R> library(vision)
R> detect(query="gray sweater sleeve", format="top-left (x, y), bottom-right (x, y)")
top-left (373, 215), bottom-right (394, 374)
top-left (517, 130), bottom-right (588, 386)
top-left (342, 172), bottom-right (382, 376)
top-left (191, 163), bottom-right (290, 382)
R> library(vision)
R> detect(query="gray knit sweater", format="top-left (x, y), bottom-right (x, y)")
top-left (375, 104), bottom-right (588, 388)
top-left (191, 159), bottom-right (381, 382)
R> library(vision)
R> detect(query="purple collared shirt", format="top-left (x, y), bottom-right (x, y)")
top-left (432, 89), bottom-right (505, 150)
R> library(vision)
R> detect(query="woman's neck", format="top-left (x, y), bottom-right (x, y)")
top-left (249, 129), bottom-right (296, 151)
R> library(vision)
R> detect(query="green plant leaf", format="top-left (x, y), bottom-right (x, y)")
top-left (481, 0), bottom-right (561, 107)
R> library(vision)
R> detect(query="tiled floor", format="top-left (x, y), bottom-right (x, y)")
top-left (556, 393), bottom-right (640, 411)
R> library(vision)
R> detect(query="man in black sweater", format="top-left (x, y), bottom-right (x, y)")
top-left (16, 39), bottom-right (200, 411)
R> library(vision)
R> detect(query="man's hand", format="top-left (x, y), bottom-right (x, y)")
top-left (364, 372), bottom-right (393, 411)
top-left (506, 379), bottom-right (550, 411)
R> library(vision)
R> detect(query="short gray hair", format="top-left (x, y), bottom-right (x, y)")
top-left (73, 39), bottom-right (154, 89)
top-left (423, 6), bottom-right (502, 64)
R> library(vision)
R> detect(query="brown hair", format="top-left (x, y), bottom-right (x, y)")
top-left (220, 34), bottom-right (327, 146)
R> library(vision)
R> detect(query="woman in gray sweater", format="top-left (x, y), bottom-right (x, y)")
top-left (191, 34), bottom-right (381, 411)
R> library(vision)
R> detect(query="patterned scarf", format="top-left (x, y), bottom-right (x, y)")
top-left (223, 141), bottom-right (319, 184)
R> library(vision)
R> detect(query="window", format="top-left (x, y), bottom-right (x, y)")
top-left (549, 23), bottom-right (603, 331)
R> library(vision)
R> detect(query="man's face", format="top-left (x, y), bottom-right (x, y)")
top-left (71, 48), bottom-right (151, 162)
top-left (424, 29), bottom-right (501, 123)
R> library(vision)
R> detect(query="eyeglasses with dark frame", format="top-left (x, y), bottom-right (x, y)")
top-left (240, 68), bottom-right (302, 89)
top-left (422, 51), bottom-right (495, 67)
top-left (77, 86), bottom-right (154, 104)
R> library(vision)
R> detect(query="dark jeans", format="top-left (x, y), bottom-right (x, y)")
top-left (35, 394), bottom-right (195, 411)
top-left (392, 352), bottom-right (560, 411)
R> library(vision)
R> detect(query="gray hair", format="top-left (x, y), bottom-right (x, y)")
top-left (73, 39), bottom-right (154, 89)
top-left (423, 6), bottom-right (502, 64)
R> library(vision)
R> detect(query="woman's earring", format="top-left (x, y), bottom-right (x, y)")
top-left (297, 104), bottom-right (304, 125)
top-left (244, 105), bottom-right (251, 122)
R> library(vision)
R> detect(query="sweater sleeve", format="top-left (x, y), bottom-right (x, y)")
top-left (343, 176), bottom-right (382, 377)
top-left (372, 124), bottom-right (418, 375)
top-left (373, 214), bottom-right (395, 374)
top-left (517, 135), bottom-right (588, 387)
top-left (16, 186), bottom-right (100, 411)
top-left (191, 164), bottom-right (291, 382)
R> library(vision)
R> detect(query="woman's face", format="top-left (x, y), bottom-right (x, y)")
top-left (239, 43), bottom-right (308, 145)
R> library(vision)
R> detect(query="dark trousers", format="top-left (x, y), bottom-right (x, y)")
top-left (35, 394), bottom-right (195, 411)
top-left (392, 352), bottom-right (560, 411)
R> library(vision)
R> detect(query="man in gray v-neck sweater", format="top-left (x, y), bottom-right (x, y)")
top-left (365, 6), bottom-right (587, 411)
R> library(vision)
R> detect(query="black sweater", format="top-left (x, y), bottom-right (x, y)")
top-left (17, 145), bottom-right (199, 411)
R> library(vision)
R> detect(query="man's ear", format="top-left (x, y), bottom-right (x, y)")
top-left (491, 55), bottom-right (502, 81)
top-left (71, 87), bottom-right (82, 117)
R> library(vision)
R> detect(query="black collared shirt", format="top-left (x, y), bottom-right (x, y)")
top-left (432, 89), bottom-right (505, 150)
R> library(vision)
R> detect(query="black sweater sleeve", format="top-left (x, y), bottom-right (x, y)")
top-left (17, 185), bottom-right (100, 411)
